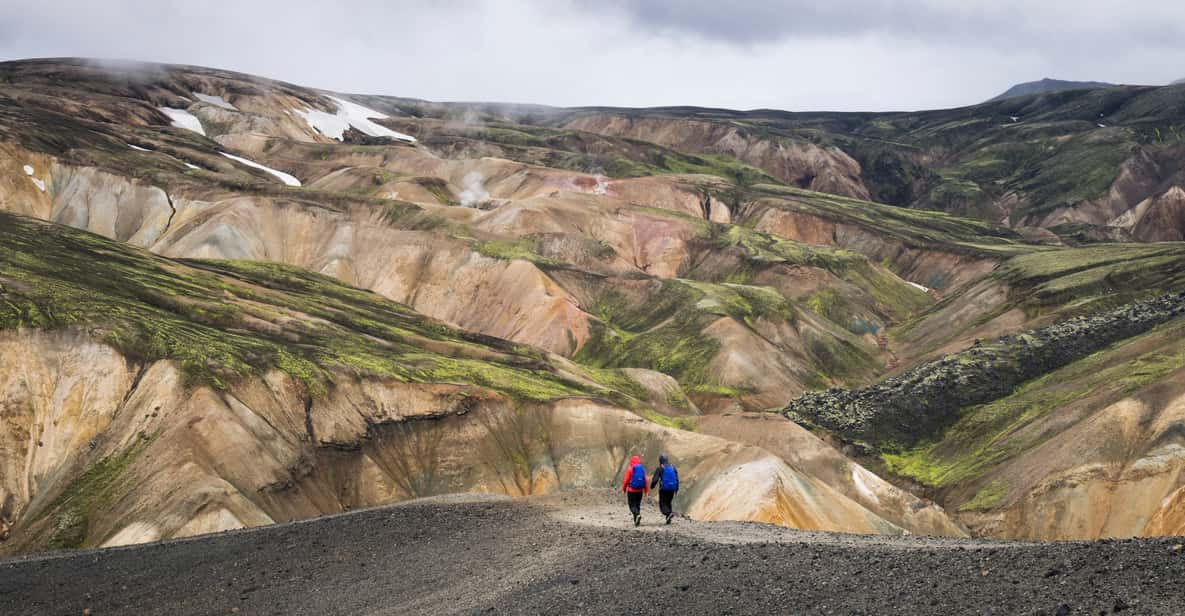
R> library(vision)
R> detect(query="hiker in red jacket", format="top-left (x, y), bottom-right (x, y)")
top-left (622, 454), bottom-right (649, 526)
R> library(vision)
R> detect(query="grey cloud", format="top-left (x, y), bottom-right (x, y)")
top-left (589, 0), bottom-right (1185, 51)
top-left (0, 0), bottom-right (1183, 111)
top-left (595, 0), bottom-right (929, 43)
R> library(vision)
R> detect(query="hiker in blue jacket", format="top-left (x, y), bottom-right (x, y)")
top-left (650, 453), bottom-right (679, 524)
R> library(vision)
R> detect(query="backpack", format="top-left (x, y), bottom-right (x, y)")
top-left (628, 464), bottom-right (647, 490)
top-left (661, 464), bottom-right (679, 491)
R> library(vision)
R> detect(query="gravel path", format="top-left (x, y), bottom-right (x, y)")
top-left (1, 490), bottom-right (1183, 615)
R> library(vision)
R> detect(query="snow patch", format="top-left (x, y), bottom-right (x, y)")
top-left (296, 95), bottom-right (415, 142)
top-left (159, 107), bottom-right (206, 136)
top-left (23, 164), bottom-right (45, 191)
top-left (184, 162), bottom-right (200, 170)
top-left (193, 92), bottom-right (237, 111)
top-left (220, 152), bottom-right (301, 187)
top-left (128, 143), bottom-right (151, 152)
top-left (906, 281), bottom-right (930, 293)
top-left (1009, 116), bottom-right (1019, 122)
top-left (1097, 123), bottom-right (1107, 128)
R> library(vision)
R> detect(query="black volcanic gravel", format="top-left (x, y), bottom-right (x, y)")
top-left (1, 494), bottom-right (1183, 615)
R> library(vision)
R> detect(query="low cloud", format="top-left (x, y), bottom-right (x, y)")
top-left (0, 0), bottom-right (1182, 111)
top-left (591, 0), bottom-right (1185, 50)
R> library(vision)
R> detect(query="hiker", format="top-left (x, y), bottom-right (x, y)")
top-left (621, 454), bottom-right (648, 526)
top-left (650, 453), bottom-right (679, 524)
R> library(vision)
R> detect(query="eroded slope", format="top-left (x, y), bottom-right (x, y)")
top-left (0, 213), bottom-right (960, 554)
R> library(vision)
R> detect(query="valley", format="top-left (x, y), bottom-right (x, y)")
top-left (1, 57), bottom-right (1184, 560)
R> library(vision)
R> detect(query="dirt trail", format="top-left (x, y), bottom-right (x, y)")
top-left (1, 490), bottom-right (1183, 615)
top-left (545, 491), bottom-right (1010, 550)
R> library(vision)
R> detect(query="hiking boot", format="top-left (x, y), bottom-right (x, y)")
top-left (633, 514), bottom-right (641, 527)
top-left (665, 513), bottom-right (673, 524)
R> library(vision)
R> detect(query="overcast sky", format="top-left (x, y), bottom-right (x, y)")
top-left (1, 0), bottom-right (1183, 111)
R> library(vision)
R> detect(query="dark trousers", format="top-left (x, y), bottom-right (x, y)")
top-left (658, 489), bottom-right (676, 516)
top-left (626, 490), bottom-right (644, 515)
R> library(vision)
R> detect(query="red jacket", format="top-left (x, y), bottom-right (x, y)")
top-left (622, 455), bottom-right (649, 495)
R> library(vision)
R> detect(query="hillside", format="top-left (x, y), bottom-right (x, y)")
top-left (0, 58), bottom-right (968, 412)
top-left (784, 247), bottom-right (1185, 538)
top-left (2, 57), bottom-right (1185, 556)
top-left (986, 78), bottom-right (1116, 102)
top-left (1, 212), bottom-right (970, 554)
top-left (4, 212), bottom-right (976, 554)
top-left (545, 85), bottom-right (1185, 242)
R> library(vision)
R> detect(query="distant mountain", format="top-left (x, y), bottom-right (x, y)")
top-left (1172, 78), bottom-right (1185, 85)
top-left (987, 78), bottom-right (1115, 102)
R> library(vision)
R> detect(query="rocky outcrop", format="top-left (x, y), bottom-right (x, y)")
top-left (784, 291), bottom-right (1185, 449)
top-left (831, 303), bottom-right (1185, 540)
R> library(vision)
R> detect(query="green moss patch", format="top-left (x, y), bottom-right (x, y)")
top-left (413, 177), bottom-right (456, 205)
top-left (957, 480), bottom-right (1009, 512)
top-left (750, 184), bottom-right (1039, 261)
top-left (883, 316), bottom-right (1185, 490)
top-left (574, 276), bottom-right (805, 391)
top-left (0, 213), bottom-right (624, 404)
top-left (641, 409), bottom-right (698, 432)
top-left (48, 433), bottom-right (156, 549)
top-left (472, 238), bottom-right (561, 268)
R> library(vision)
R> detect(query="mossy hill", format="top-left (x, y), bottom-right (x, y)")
top-left (742, 184), bottom-right (1041, 260)
top-left (884, 314), bottom-right (1185, 508)
top-left (0, 211), bottom-right (631, 404)
top-left (783, 290), bottom-right (1185, 451)
top-left (476, 82), bottom-right (1185, 238)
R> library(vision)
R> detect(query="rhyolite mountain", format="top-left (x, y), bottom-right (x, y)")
top-left (0, 58), bottom-right (1183, 554)
top-left (357, 79), bottom-right (1185, 243)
